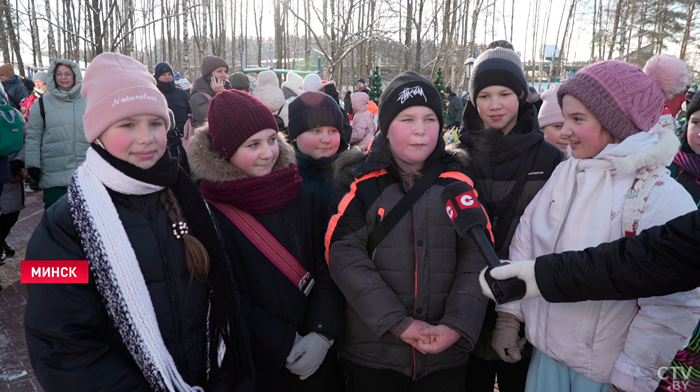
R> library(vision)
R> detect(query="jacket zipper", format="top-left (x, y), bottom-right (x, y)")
top-left (410, 173), bottom-right (419, 380)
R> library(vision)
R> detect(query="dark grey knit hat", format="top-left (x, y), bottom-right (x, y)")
top-left (287, 91), bottom-right (344, 140)
top-left (378, 71), bottom-right (444, 136)
top-left (469, 47), bottom-right (528, 105)
top-left (228, 72), bottom-right (250, 92)
top-left (201, 55), bottom-right (229, 78)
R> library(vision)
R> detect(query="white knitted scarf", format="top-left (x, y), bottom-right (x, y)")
top-left (68, 147), bottom-right (204, 392)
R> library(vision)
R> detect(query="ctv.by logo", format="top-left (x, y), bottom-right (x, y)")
top-left (445, 200), bottom-right (457, 222)
top-left (658, 366), bottom-right (692, 390)
top-left (457, 191), bottom-right (478, 209)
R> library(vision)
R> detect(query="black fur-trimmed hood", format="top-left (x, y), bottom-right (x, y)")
top-left (188, 125), bottom-right (297, 183)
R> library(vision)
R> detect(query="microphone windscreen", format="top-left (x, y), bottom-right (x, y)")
top-left (440, 182), bottom-right (488, 237)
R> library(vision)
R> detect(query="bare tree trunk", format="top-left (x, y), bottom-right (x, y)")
top-left (44, 0), bottom-right (57, 59)
top-left (183, 0), bottom-right (191, 79)
top-left (1, 0), bottom-right (24, 74)
top-left (230, 0), bottom-right (236, 69)
top-left (0, 3), bottom-right (10, 64)
top-left (590, 0), bottom-right (597, 61)
top-left (607, 0), bottom-right (623, 59)
top-left (558, 0), bottom-right (576, 79)
top-left (404, 0), bottom-right (413, 70)
top-left (413, 0), bottom-right (425, 71)
top-left (253, 0), bottom-right (263, 66)
top-left (679, 1), bottom-right (695, 60)
top-left (29, 0), bottom-right (42, 66)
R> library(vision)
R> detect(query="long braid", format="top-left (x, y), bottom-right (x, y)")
top-left (167, 171), bottom-right (252, 390)
top-left (159, 188), bottom-right (210, 282)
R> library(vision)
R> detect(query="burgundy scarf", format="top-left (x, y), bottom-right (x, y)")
top-left (673, 148), bottom-right (700, 185)
top-left (199, 164), bottom-right (303, 214)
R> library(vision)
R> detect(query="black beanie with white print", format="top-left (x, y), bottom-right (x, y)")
top-left (378, 71), bottom-right (444, 136)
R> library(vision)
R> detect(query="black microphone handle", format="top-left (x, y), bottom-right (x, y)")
top-left (466, 226), bottom-right (502, 268)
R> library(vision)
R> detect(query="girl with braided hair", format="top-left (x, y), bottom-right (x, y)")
top-left (24, 53), bottom-right (253, 392)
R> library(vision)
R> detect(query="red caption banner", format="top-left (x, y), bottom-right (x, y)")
top-left (21, 260), bottom-right (89, 284)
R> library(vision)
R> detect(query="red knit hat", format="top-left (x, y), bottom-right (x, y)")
top-left (207, 89), bottom-right (279, 160)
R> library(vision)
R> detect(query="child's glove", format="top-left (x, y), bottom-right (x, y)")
top-left (491, 312), bottom-right (526, 363)
top-left (285, 332), bottom-right (332, 380)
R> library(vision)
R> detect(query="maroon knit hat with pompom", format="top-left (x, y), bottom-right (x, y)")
top-left (558, 55), bottom-right (688, 140)
top-left (207, 89), bottom-right (279, 160)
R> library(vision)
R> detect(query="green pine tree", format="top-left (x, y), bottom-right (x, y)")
top-left (433, 67), bottom-right (448, 117)
top-left (369, 66), bottom-right (383, 103)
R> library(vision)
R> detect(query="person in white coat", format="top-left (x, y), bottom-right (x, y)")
top-left (253, 70), bottom-right (289, 127)
top-left (492, 56), bottom-right (700, 392)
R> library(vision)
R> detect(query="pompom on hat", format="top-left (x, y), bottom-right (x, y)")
top-left (82, 53), bottom-right (170, 143)
top-left (558, 55), bottom-right (689, 141)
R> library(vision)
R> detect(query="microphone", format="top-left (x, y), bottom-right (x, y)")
top-left (440, 182), bottom-right (526, 304)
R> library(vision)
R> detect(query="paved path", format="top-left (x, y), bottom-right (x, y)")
top-left (0, 190), bottom-right (44, 392)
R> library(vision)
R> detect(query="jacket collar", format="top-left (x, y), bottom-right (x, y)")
top-left (459, 100), bottom-right (544, 166)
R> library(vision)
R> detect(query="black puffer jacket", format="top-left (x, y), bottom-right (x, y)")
top-left (24, 192), bottom-right (214, 391)
top-left (327, 135), bottom-right (489, 380)
top-left (535, 208), bottom-right (700, 302)
top-left (189, 129), bottom-right (344, 392)
top-left (2, 77), bottom-right (30, 110)
top-left (157, 80), bottom-right (192, 134)
top-left (459, 100), bottom-right (564, 258)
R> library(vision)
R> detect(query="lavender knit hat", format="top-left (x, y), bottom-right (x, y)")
top-left (558, 55), bottom-right (689, 140)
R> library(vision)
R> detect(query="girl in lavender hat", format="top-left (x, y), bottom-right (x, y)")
top-left (492, 55), bottom-right (700, 392)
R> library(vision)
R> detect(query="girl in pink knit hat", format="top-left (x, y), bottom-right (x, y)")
top-left (537, 83), bottom-right (569, 157)
top-left (493, 55), bottom-right (700, 392)
top-left (24, 53), bottom-right (253, 392)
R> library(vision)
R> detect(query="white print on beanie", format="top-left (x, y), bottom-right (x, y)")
top-left (397, 86), bottom-right (427, 104)
top-left (112, 93), bottom-right (159, 107)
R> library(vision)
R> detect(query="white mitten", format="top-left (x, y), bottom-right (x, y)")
top-left (491, 312), bottom-right (526, 363)
top-left (285, 332), bottom-right (332, 380)
top-left (479, 260), bottom-right (541, 302)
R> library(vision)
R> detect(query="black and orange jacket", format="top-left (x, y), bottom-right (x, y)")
top-left (325, 135), bottom-right (490, 380)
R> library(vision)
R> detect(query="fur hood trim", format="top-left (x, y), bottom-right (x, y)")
top-left (332, 142), bottom-right (470, 179)
top-left (188, 125), bottom-right (297, 183)
top-left (615, 125), bottom-right (680, 175)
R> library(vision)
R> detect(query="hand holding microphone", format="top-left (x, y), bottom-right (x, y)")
top-left (440, 182), bottom-right (527, 304)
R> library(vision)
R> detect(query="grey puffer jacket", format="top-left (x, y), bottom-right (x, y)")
top-left (326, 135), bottom-right (489, 380)
top-left (25, 59), bottom-right (88, 189)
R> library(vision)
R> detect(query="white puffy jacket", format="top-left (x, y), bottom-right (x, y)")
top-left (498, 128), bottom-right (700, 391)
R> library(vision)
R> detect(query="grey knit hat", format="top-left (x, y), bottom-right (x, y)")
top-left (469, 47), bottom-right (527, 105)
top-left (201, 55), bottom-right (229, 78)
top-left (228, 72), bottom-right (250, 92)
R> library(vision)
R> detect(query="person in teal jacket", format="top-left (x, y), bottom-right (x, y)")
top-left (25, 58), bottom-right (89, 209)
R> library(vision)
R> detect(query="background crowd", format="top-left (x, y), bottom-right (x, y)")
top-left (1, 38), bottom-right (698, 392)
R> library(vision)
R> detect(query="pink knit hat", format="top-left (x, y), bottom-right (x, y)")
top-left (82, 53), bottom-right (170, 142)
top-left (538, 83), bottom-right (565, 128)
top-left (558, 55), bottom-right (688, 140)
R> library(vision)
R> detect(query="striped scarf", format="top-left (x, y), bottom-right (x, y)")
top-left (68, 146), bottom-right (250, 391)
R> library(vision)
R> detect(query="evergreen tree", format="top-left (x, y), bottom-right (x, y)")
top-left (433, 67), bottom-right (448, 116)
top-left (369, 66), bottom-right (383, 103)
